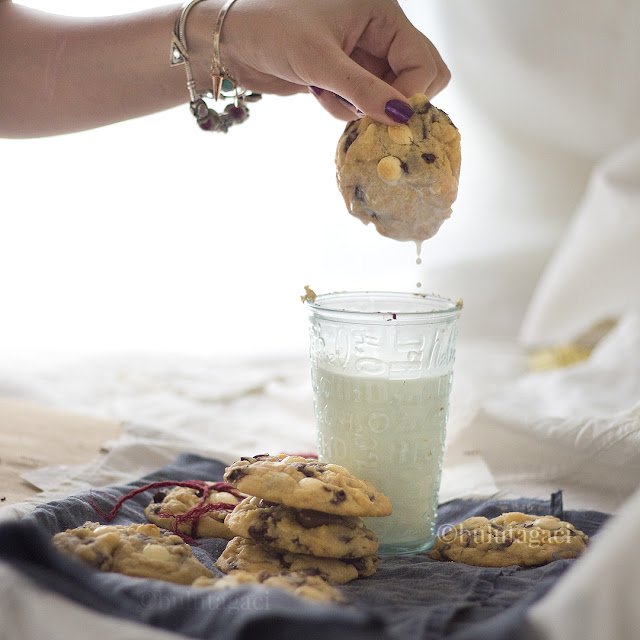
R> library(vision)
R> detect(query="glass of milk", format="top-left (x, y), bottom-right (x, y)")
top-left (306, 292), bottom-right (462, 556)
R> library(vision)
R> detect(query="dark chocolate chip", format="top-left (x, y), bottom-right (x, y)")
top-left (421, 153), bottom-right (436, 164)
top-left (296, 509), bottom-right (346, 528)
top-left (292, 462), bottom-right (316, 477)
top-left (415, 101), bottom-right (432, 114)
top-left (343, 129), bottom-right (359, 154)
top-left (248, 520), bottom-right (277, 544)
top-left (354, 185), bottom-right (365, 203)
top-left (400, 161), bottom-right (409, 173)
top-left (330, 490), bottom-right (347, 505)
top-left (225, 467), bottom-right (248, 483)
top-left (153, 491), bottom-right (167, 503)
top-left (342, 120), bottom-right (358, 134)
top-left (421, 120), bottom-right (428, 139)
top-left (347, 558), bottom-right (367, 572)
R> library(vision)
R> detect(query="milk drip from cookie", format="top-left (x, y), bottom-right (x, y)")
top-left (218, 454), bottom-right (391, 584)
top-left (335, 93), bottom-right (461, 251)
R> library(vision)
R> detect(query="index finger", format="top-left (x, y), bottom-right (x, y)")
top-left (386, 25), bottom-right (450, 100)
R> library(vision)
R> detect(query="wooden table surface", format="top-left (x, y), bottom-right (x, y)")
top-left (0, 397), bottom-right (122, 506)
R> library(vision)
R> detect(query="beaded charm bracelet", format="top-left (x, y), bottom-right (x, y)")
top-left (170, 0), bottom-right (261, 132)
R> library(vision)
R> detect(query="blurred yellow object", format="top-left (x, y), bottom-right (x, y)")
top-left (528, 344), bottom-right (593, 371)
top-left (527, 317), bottom-right (618, 372)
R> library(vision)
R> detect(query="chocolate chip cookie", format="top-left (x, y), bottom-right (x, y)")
top-left (144, 483), bottom-right (244, 539)
top-left (336, 93), bottom-right (461, 245)
top-left (223, 455), bottom-right (392, 517)
top-left (216, 536), bottom-right (381, 584)
top-left (429, 512), bottom-right (589, 567)
top-left (52, 521), bottom-right (213, 584)
top-left (193, 570), bottom-right (349, 603)
top-left (224, 496), bottom-right (379, 558)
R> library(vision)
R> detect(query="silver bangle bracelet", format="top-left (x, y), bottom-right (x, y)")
top-left (170, 0), bottom-right (261, 132)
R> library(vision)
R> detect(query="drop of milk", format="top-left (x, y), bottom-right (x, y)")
top-left (415, 242), bottom-right (422, 288)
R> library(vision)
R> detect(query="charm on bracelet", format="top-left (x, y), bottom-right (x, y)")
top-left (171, 0), bottom-right (261, 132)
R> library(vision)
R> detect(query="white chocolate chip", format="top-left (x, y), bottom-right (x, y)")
top-left (533, 516), bottom-right (562, 531)
top-left (95, 532), bottom-right (121, 552)
top-left (324, 464), bottom-right (345, 474)
top-left (377, 156), bottom-right (403, 183)
top-left (298, 477), bottom-right (324, 491)
top-left (93, 526), bottom-right (110, 535)
top-left (142, 543), bottom-right (172, 561)
top-left (387, 124), bottom-right (413, 144)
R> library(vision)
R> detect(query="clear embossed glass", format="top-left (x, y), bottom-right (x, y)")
top-left (306, 292), bottom-right (462, 556)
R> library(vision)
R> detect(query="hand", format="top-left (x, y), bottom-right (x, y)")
top-left (219, 0), bottom-right (450, 125)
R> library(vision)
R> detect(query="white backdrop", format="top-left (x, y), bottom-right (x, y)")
top-left (1, 1), bottom-right (476, 361)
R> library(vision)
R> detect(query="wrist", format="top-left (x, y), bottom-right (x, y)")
top-left (185, 0), bottom-right (221, 90)
top-left (171, 0), bottom-right (261, 132)
top-left (187, 0), bottom-right (242, 91)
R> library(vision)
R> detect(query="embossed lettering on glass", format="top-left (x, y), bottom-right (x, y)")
top-left (306, 292), bottom-right (462, 555)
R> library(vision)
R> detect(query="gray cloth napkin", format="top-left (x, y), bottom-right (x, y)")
top-left (0, 453), bottom-right (609, 640)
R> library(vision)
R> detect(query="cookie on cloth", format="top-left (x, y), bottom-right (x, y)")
top-left (429, 512), bottom-right (589, 567)
top-left (223, 454), bottom-right (392, 517)
top-left (193, 570), bottom-right (349, 603)
top-left (224, 495), bottom-right (379, 558)
top-left (216, 536), bottom-right (381, 584)
top-left (145, 483), bottom-right (245, 539)
top-left (52, 521), bottom-right (213, 584)
top-left (336, 93), bottom-right (461, 245)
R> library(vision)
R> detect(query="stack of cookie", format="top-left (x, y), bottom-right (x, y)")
top-left (217, 454), bottom-right (392, 585)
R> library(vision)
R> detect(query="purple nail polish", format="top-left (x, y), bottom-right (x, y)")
top-left (309, 86), bottom-right (324, 97)
top-left (333, 93), bottom-right (354, 108)
top-left (385, 99), bottom-right (414, 124)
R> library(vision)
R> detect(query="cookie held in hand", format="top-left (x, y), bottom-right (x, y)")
top-left (336, 93), bottom-right (461, 245)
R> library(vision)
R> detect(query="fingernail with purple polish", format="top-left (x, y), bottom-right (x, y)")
top-left (309, 86), bottom-right (324, 97)
top-left (385, 99), bottom-right (414, 124)
top-left (334, 93), bottom-right (354, 108)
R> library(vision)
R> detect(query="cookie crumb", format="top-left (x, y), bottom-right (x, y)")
top-left (300, 286), bottom-right (317, 303)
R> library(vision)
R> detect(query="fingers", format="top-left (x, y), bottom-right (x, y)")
top-left (308, 9), bottom-right (450, 125)
top-left (314, 49), bottom-right (418, 126)
top-left (386, 25), bottom-right (450, 100)
top-left (308, 87), bottom-right (361, 121)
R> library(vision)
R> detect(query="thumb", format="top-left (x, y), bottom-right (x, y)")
top-left (318, 49), bottom-right (415, 126)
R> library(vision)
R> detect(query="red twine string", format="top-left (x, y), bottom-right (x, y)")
top-left (157, 501), bottom-right (238, 541)
top-left (88, 480), bottom-right (244, 543)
